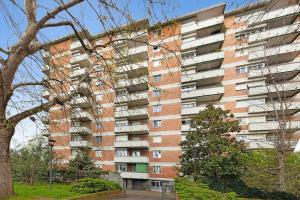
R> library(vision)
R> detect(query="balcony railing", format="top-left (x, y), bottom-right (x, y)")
top-left (114, 124), bottom-right (149, 134)
top-left (182, 105), bottom-right (224, 115)
top-left (71, 96), bottom-right (91, 108)
top-left (181, 33), bottom-right (224, 50)
top-left (248, 102), bottom-right (300, 114)
top-left (70, 82), bottom-right (91, 95)
top-left (114, 156), bottom-right (148, 163)
top-left (70, 68), bottom-right (86, 78)
top-left (120, 172), bottom-right (149, 179)
top-left (128, 44), bottom-right (148, 56)
top-left (114, 140), bottom-right (149, 148)
top-left (116, 61), bottom-right (148, 73)
top-left (69, 126), bottom-right (92, 135)
top-left (71, 110), bottom-right (93, 121)
top-left (182, 51), bottom-right (224, 67)
top-left (115, 91), bottom-right (148, 105)
top-left (116, 76), bottom-right (148, 88)
top-left (69, 140), bottom-right (91, 148)
top-left (181, 68), bottom-right (224, 85)
top-left (249, 121), bottom-right (300, 132)
top-left (70, 54), bottom-right (92, 67)
top-left (115, 107), bottom-right (148, 119)
top-left (181, 15), bottom-right (224, 34)
top-left (249, 82), bottom-right (300, 97)
top-left (70, 39), bottom-right (91, 51)
top-left (181, 86), bottom-right (224, 101)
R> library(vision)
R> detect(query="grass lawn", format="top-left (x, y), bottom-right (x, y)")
top-left (6, 182), bottom-right (82, 200)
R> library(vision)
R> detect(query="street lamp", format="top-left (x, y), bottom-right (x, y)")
top-left (48, 139), bottom-right (56, 191)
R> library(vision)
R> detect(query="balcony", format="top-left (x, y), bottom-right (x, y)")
top-left (248, 23), bottom-right (300, 46)
top-left (69, 126), bottom-right (92, 135)
top-left (114, 124), bottom-right (149, 134)
top-left (70, 39), bottom-right (91, 51)
top-left (116, 76), bottom-right (148, 92)
top-left (128, 44), bottom-right (148, 58)
top-left (115, 91), bottom-right (148, 106)
top-left (249, 83), bottom-right (300, 98)
top-left (116, 61), bottom-right (148, 73)
top-left (70, 82), bottom-right (91, 95)
top-left (249, 121), bottom-right (300, 132)
top-left (42, 90), bottom-right (50, 100)
top-left (182, 69), bottom-right (224, 86)
top-left (71, 110), bottom-right (93, 121)
top-left (181, 33), bottom-right (224, 50)
top-left (70, 54), bottom-right (92, 67)
top-left (182, 51), bottom-right (224, 67)
top-left (120, 172), bottom-right (149, 179)
top-left (115, 107), bottom-right (148, 119)
top-left (114, 140), bottom-right (149, 148)
top-left (181, 86), bottom-right (224, 102)
top-left (71, 96), bottom-right (91, 108)
top-left (248, 42), bottom-right (300, 64)
top-left (181, 15), bottom-right (224, 35)
top-left (69, 140), bottom-right (91, 148)
top-left (249, 62), bottom-right (300, 80)
top-left (41, 128), bottom-right (49, 137)
top-left (248, 4), bottom-right (300, 26)
top-left (182, 105), bottom-right (224, 115)
top-left (249, 102), bottom-right (300, 114)
top-left (70, 68), bottom-right (86, 78)
top-left (114, 156), bottom-right (148, 163)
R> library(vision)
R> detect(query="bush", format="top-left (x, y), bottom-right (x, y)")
top-left (175, 177), bottom-right (241, 200)
top-left (71, 178), bottom-right (121, 194)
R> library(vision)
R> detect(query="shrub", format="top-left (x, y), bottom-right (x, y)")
top-left (71, 178), bottom-right (121, 194)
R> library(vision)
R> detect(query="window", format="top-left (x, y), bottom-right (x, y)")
top-left (182, 51), bottom-right (196, 60)
top-left (153, 104), bottom-right (162, 112)
top-left (116, 164), bottom-right (127, 172)
top-left (153, 120), bottom-right (162, 128)
top-left (96, 121), bottom-right (102, 129)
top-left (153, 136), bottom-right (162, 143)
top-left (153, 74), bottom-right (161, 82)
top-left (153, 89), bottom-right (161, 97)
top-left (182, 119), bottom-right (191, 125)
top-left (95, 65), bottom-right (103, 72)
top-left (71, 121), bottom-right (81, 127)
top-left (96, 94), bottom-right (102, 101)
top-left (132, 151), bottom-right (141, 157)
top-left (95, 136), bottom-right (102, 143)
top-left (153, 150), bottom-right (161, 158)
top-left (96, 107), bottom-right (102, 115)
top-left (95, 150), bottom-right (102, 157)
top-left (116, 149), bottom-right (128, 157)
top-left (115, 120), bottom-right (128, 127)
top-left (153, 60), bottom-right (161, 68)
top-left (96, 81), bottom-right (103, 87)
top-left (182, 85), bottom-right (196, 92)
top-left (236, 63), bottom-right (264, 74)
top-left (71, 135), bottom-right (82, 141)
top-left (151, 181), bottom-right (163, 191)
top-left (182, 102), bottom-right (196, 108)
top-left (153, 166), bottom-right (162, 174)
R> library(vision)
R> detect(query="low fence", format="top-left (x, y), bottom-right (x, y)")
top-left (68, 190), bottom-right (122, 200)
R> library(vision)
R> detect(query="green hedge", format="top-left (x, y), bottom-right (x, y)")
top-left (71, 178), bottom-right (121, 194)
top-left (175, 178), bottom-right (241, 200)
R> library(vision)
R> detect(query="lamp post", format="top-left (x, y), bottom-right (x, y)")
top-left (48, 139), bottom-right (56, 191)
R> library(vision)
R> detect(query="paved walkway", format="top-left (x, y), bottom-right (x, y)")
top-left (113, 190), bottom-right (163, 200)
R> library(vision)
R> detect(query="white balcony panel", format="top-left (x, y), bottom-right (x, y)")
top-left (70, 82), bottom-right (91, 94)
top-left (69, 140), bottom-right (91, 148)
top-left (128, 45), bottom-right (148, 56)
top-left (182, 105), bottom-right (224, 115)
top-left (70, 68), bottom-right (86, 78)
top-left (114, 156), bottom-right (148, 163)
top-left (70, 54), bottom-right (92, 67)
top-left (249, 121), bottom-right (300, 132)
top-left (249, 42), bottom-right (300, 61)
top-left (116, 76), bottom-right (148, 88)
top-left (70, 39), bottom-right (91, 51)
top-left (249, 62), bottom-right (300, 79)
top-left (69, 126), bottom-right (92, 134)
top-left (116, 92), bottom-right (148, 104)
top-left (181, 86), bottom-right (224, 100)
top-left (71, 97), bottom-right (91, 108)
top-left (116, 61), bottom-right (148, 73)
top-left (120, 172), bottom-right (149, 179)
top-left (249, 102), bottom-right (300, 114)
top-left (248, 5), bottom-right (300, 26)
top-left (71, 111), bottom-right (93, 121)
top-left (181, 33), bottom-right (224, 50)
top-left (249, 83), bottom-right (300, 97)
top-left (114, 124), bottom-right (149, 134)
top-left (248, 23), bottom-right (300, 43)
top-left (114, 140), bottom-right (149, 148)
top-left (115, 108), bottom-right (148, 118)
top-left (182, 69), bottom-right (224, 84)
top-left (182, 52), bottom-right (224, 66)
top-left (181, 16), bottom-right (224, 34)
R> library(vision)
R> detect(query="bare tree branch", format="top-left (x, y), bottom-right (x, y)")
top-left (25, 0), bottom-right (36, 24)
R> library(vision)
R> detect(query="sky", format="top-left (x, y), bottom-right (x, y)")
top-left (0, 0), bottom-right (256, 148)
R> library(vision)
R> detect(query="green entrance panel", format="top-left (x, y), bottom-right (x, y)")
top-left (136, 163), bottom-right (148, 173)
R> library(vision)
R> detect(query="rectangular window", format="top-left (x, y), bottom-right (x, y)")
top-left (116, 164), bottom-right (127, 172)
top-left (95, 150), bottom-right (102, 157)
top-left (96, 121), bottom-right (102, 129)
top-left (95, 136), bottom-right (102, 143)
top-left (153, 89), bottom-right (161, 97)
top-left (151, 181), bottom-right (163, 191)
top-left (153, 104), bottom-right (162, 112)
top-left (96, 107), bottom-right (102, 115)
top-left (96, 94), bottom-right (102, 101)
top-left (182, 102), bottom-right (196, 108)
top-left (153, 60), bottom-right (161, 67)
top-left (153, 166), bottom-right (162, 174)
top-left (153, 120), bottom-right (162, 128)
top-left (132, 151), bottom-right (141, 157)
top-left (153, 74), bottom-right (161, 82)
top-left (116, 149), bottom-right (128, 157)
top-left (153, 150), bottom-right (161, 158)
top-left (153, 136), bottom-right (162, 143)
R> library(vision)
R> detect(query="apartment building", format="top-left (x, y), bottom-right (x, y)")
top-left (41, 0), bottom-right (300, 191)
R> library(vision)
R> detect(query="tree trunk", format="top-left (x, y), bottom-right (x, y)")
top-left (0, 126), bottom-right (14, 199)
top-left (277, 150), bottom-right (285, 192)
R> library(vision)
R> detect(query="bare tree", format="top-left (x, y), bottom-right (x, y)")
top-left (0, 0), bottom-right (179, 198)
